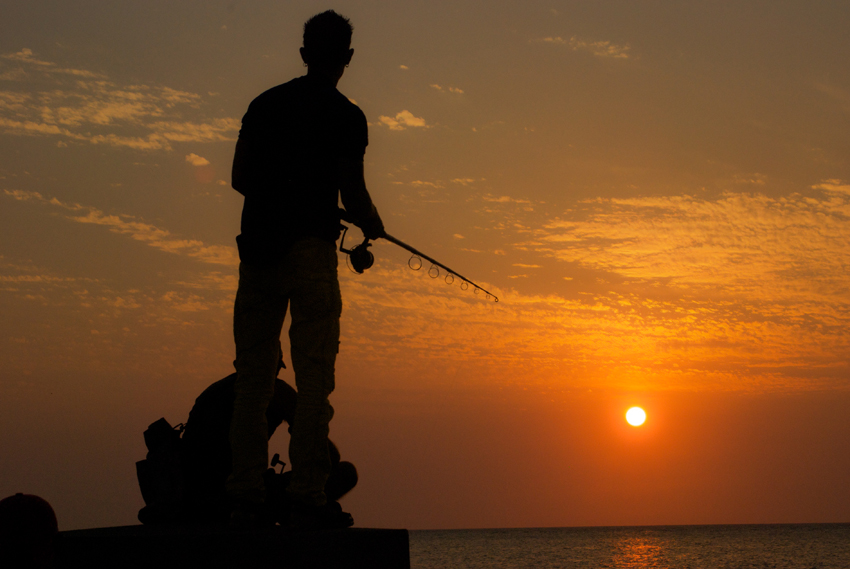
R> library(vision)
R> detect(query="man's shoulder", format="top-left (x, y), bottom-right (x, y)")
top-left (251, 78), bottom-right (363, 113)
top-left (249, 77), bottom-right (303, 109)
top-left (338, 92), bottom-right (366, 121)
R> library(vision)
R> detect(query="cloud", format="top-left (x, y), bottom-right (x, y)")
top-left (0, 92), bottom-right (30, 111)
top-left (385, 181), bottom-right (850, 392)
top-left (1, 48), bottom-right (105, 78)
top-left (2, 48), bottom-right (53, 67)
top-left (483, 194), bottom-right (531, 204)
top-left (335, 244), bottom-right (850, 393)
top-left (0, 256), bottom-right (238, 381)
top-left (7, 183), bottom-right (846, 393)
top-left (149, 119), bottom-right (239, 144)
top-left (732, 173), bottom-right (767, 186)
top-left (522, 184), bottom-right (850, 305)
top-left (4, 190), bottom-right (238, 266)
top-left (378, 110), bottom-right (428, 131)
top-left (0, 68), bottom-right (27, 81)
top-left (0, 49), bottom-right (238, 150)
top-left (536, 36), bottom-right (631, 59)
top-left (813, 179), bottom-right (850, 194)
top-left (185, 153), bottom-right (210, 166)
top-left (430, 84), bottom-right (464, 94)
top-left (0, 115), bottom-right (234, 150)
top-left (409, 180), bottom-right (443, 188)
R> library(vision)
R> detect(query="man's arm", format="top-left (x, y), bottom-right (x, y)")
top-left (339, 157), bottom-right (384, 239)
top-left (231, 137), bottom-right (250, 197)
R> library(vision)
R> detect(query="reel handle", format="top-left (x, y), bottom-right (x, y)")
top-left (271, 453), bottom-right (286, 473)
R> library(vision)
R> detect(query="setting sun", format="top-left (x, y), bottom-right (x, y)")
top-left (626, 407), bottom-right (647, 427)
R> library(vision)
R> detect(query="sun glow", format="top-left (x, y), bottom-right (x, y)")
top-left (626, 407), bottom-right (646, 426)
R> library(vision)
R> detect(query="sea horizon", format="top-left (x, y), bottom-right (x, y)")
top-left (409, 523), bottom-right (850, 568)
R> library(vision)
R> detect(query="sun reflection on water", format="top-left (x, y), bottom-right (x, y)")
top-left (610, 534), bottom-right (670, 568)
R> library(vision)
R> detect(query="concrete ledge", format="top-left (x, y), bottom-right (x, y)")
top-left (57, 525), bottom-right (410, 569)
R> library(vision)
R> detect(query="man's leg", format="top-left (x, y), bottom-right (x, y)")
top-left (286, 239), bottom-right (342, 507)
top-left (228, 261), bottom-right (288, 506)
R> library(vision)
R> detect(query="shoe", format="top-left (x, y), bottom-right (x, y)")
top-left (287, 500), bottom-right (354, 530)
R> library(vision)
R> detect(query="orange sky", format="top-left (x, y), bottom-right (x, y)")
top-left (1, 1), bottom-right (849, 530)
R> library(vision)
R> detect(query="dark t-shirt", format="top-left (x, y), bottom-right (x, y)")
top-left (235, 74), bottom-right (368, 262)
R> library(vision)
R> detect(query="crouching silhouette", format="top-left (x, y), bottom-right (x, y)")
top-left (137, 366), bottom-right (357, 527)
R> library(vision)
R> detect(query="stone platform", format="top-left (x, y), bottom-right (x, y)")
top-left (56, 525), bottom-right (410, 569)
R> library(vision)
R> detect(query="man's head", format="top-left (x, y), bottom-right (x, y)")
top-left (0, 493), bottom-right (58, 568)
top-left (300, 10), bottom-right (354, 74)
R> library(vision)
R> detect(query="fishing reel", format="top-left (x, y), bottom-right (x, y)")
top-left (339, 225), bottom-right (374, 274)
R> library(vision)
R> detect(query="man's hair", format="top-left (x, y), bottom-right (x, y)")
top-left (303, 10), bottom-right (353, 67)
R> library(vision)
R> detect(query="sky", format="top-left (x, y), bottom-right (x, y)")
top-left (1, 0), bottom-right (848, 531)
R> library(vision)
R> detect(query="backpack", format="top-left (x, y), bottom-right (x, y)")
top-left (135, 418), bottom-right (186, 524)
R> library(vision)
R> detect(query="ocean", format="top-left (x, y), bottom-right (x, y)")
top-left (408, 524), bottom-right (850, 568)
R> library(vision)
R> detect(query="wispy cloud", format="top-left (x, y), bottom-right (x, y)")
top-left (5, 182), bottom-right (846, 393)
top-left (0, 49), bottom-right (238, 150)
top-left (377, 110), bottom-right (428, 131)
top-left (1, 48), bottom-right (105, 78)
top-left (812, 179), bottom-right (850, 194)
top-left (4, 190), bottom-right (238, 266)
top-left (430, 84), bottom-right (464, 94)
top-left (528, 186), bottom-right (850, 301)
top-left (185, 153), bottom-right (210, 166)
top-left (483, 194), bottom-right (531, 204)
top-left (0, 256), bottom-right (236, 380)
top-left (536, 36), bottom-right (631, 59)
top-left (409, 180), bottom-right (443, 188)
top-left (336, 242), bottom-right (849, 393)
top-left (394, 181), bottom-right (850, 392)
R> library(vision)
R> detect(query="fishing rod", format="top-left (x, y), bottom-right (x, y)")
top-left (339, 210), bottom-right (499, 302)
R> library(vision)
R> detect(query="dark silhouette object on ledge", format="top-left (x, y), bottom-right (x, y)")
top-left (136, 371), bottom-right (357, 527)
top-left (0, 493), bottom-right (58, 568)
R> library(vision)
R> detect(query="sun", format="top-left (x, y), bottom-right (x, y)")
top-left (626, 407), bottom-right (646, 427)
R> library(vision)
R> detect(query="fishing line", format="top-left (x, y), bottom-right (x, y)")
top-left (339, 215), bottom-right (499, 302)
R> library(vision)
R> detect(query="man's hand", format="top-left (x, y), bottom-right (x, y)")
top-left (339, 157), bottom-right (385, 239)
top-left (358, 203), bottom-right (385, 240)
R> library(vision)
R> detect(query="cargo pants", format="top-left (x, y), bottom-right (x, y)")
top-left (227, 237), bottom-right (341, 507)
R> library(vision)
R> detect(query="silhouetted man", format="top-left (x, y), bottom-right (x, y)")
top-left (0, 493), bottom-right (58, 569)
top-left (229, 10), bottom-right (383, 528)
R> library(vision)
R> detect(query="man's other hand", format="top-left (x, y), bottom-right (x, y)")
top-left (359, 204), bottom-right (385, 240)
top-left (339, 157), bottom-right (385, 239)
